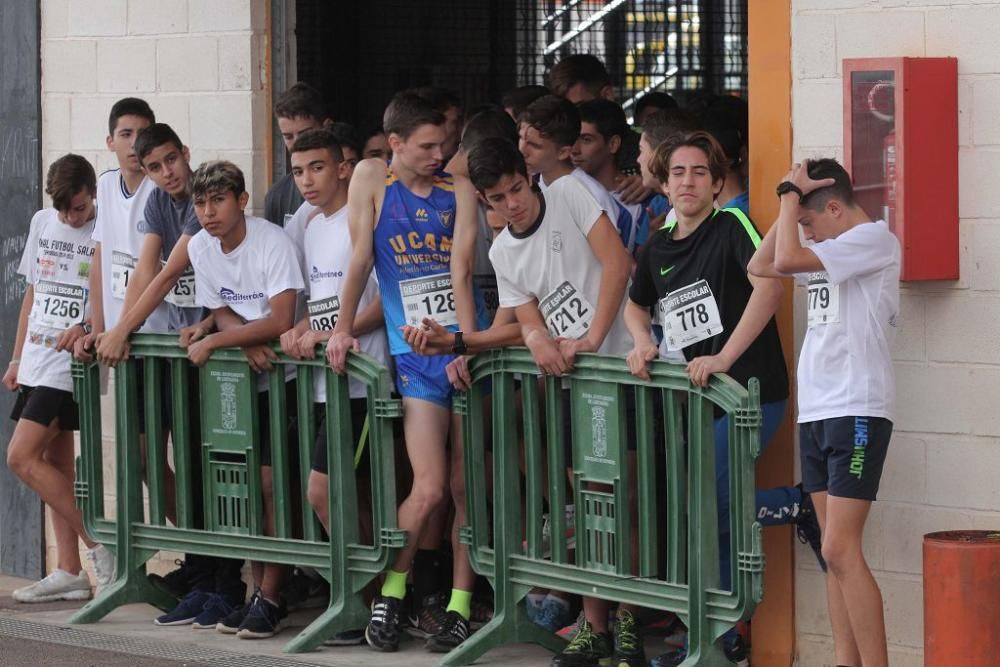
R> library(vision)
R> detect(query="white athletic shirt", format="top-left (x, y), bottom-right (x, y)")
top-left (539, 167), bottom-right (620, 232)
top-left (188, 216), bottom-right (305, 389)
top-left (796, 220), bottom-right (900, 423)
top-left (292, 203), bottom-right (389, 401)
top-left (91, 170), bottom-right (168, 332)
top-left (489, 175), bottom-right (631, 356)
top-left (17, 209), bottom-right (97, 392)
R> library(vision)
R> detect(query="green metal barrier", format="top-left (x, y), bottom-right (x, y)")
top-left (69, 333), bottom-right (405, 653)
top-left (448, 349), bottom-right (764, 667)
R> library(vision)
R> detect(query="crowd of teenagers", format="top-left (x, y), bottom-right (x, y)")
top-left (5, 53), bottom-right (898, 667)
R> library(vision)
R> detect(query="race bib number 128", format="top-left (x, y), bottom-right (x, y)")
top-left (399, 273), bottom-right (458, 328)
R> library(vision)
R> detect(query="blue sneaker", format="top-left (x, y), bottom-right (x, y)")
top-left (154, 590), bottom-right (211, 626)
top-left (192, 593), bottom-right (241, 630)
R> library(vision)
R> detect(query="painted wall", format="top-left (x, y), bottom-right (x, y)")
top-left (39, 0), bottom-right (270, 578)
top-left (791, 2), bottom-right (1000, 664)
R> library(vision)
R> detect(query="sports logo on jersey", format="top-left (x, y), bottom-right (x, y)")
top-left (415, 208), bottom-right (429, 222)
top-left (310, 266), bottom-right (344, 282)
top-left (438, 209), bottom-right (454, 227)
top-left (219, 287), bottom-right (265, 303)
top-left (551, 231), bottom-right (563, 253)
top-left (78, 261), bottom-right (91, 279)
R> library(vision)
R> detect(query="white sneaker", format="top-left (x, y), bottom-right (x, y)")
top-left (12, 568), bottom-right (92, 603)
top-left (86, 544), bottom-right (115, 592)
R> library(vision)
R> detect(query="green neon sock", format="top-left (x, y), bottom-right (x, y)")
top-left (380, 569), bottom-right (408, 600)
top-left (445, 588), bottom-right (473, 620)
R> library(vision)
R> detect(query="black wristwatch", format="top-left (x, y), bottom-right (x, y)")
top-left (776, 181), bottom-right (804, 200)
top-left (452, 331), bottom-right (467, 355)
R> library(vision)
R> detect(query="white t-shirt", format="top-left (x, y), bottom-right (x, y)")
top-left (540, 167), bottom-right (620, 232)
top-left (188, 215), bottom-right (305, 389)
top-left (489, 176), bottom-right (631, 356)
top-left (796, 220), bottom-right (900, 423)
top-left (91, 170), bottom-right (168, 332)
top-left (17, 209), bottom-right (97, 392)
top-left (293, 203), bottom-right (389, 401)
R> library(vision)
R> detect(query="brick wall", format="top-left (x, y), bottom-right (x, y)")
top-left (791, 2), bottom-right (1000, 665)
top-left (40, 0), bottom-right (269, 580)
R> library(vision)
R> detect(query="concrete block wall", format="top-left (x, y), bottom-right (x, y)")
top-left (792, 1), bottom-right (1000, 664)
top-left (40, 0), bottom-right (270, 580)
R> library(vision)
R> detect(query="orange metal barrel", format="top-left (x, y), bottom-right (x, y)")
top-left (924, 530), bottom-right (1000, 666)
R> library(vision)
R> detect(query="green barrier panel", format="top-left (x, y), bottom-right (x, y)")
top-left (448, 349), bottom-right (764, 667)
top-left (69, 333), bottom-right (405, 653)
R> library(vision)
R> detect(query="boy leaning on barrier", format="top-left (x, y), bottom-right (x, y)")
top-left (467, 137), bottom-right (637, 667)
top-left (4, 154), bottom-right (114, 602)
top-left (94, 123), bottom-right (246, 629)
top-left (625, 130), bottom-right (818, 666)
top-left (277, 128), bottom-right (390, 645)
top-left (184, 160), bottom-right (305, 640)
top-left (749, 158), bottom-right (898, 667)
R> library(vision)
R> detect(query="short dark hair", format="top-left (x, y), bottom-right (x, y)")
top-left (547, 54), bottom-right (611, 98)
top-left (800, 159), bottom-right (857, 211)
top-left (329, 122), bottom-right (363, 158)
top-left (290, 128), bottom-right (344, 162)
top-left (134, 123), bottom-right (184, 166)
top-left (468, 137), bottom-right (528, 193)
top-left (641, 108), bottom-right (702, 148)
top-left (461, 107), bottom-right (518, 154)
top-left (702, 97), bottom-right (748, 168)
top-left (274, 82), bottom-right (328, 122)
top-left (383, 91), bottom-right (446, 140)
top-left (648, 130), bottom-right (727, 185)
top-left (634, 92), bottom-right (678, 119)
top-left (362, 125), bottom-right (385, 143)
top-left (576, 99), bottom-right (629, 147)
top-left (190, 160), bottom-right (245, 200)
top-left (108, 97), bottom-right (155, 136)
top-left (520, 94), bottom-right (581, 148)
top-left (501, 84), bottom-right (550, 118)
top-left (46, 154), bottom-right (97, 211)
top-left (414, 86), bottom-right (462, 113)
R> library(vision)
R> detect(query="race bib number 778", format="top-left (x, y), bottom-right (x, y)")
top-left (658, 279), bottom-right (723, 352)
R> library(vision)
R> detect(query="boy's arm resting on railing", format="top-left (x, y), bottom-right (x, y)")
top-left (186, 289), bottom-right (297, 370)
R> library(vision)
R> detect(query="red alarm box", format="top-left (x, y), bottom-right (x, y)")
top-left (843, 58), bottom-right (958, 281)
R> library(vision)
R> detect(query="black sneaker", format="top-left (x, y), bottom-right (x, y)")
top-left (324, 627), bottom-right (366, 646)
top-left (236, 595), bottom-right (286, 639)
top-left (550, 620), bottom-right (613, 667)
top-left (426, 610), bottom-right (470, 652)
top-left (148, 559), bottom-right (192, 600)
top-left (282, 568), bottom-right (329, 611)
top-left (405, 592), bottom-right (449, 639)
top-left (217, 590), bottom-right (260, 634)
top-left (366, 595), bottom-right (402, 652)
top-left (611, 608), bottom-right (646, 666)
top-left (192, 592), bottom-right (242, 630)
top-left (154, 590), bottom-right (211, 626)
top-left (794, 485), bottom-right (827, 572)
top-left (723, 628), bottom-right (750, 666)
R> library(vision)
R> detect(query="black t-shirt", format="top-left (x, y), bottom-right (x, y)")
top-left (629, 208), bottom-right (789, 404)
top-left (264, 172), bottom-right (303, 227)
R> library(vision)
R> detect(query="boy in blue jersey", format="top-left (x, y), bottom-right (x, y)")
top-left (327, 91), bottom-right (486, 653)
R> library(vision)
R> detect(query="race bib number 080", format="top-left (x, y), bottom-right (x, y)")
top-left (807, 273), bottom-right (840, 326)
top-left (540, 281), bottom-right (594, 340)
top-left (31, 280), bottom-right (86, 329)
top-left (110, 251), bottom-right (135, 300)
top-left (658, 279), bottom-right (723, 352)
top-left (400, 273), bottom-right (458, 327)
top-left (308, 295), bottom-right (340, 331)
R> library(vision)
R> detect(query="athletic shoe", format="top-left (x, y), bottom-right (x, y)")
top-left (426, 610), bottom-right (470, 652)
top-left (470, 595), bottom-right (493, 631)
top-left (536, 595), bottom-right (575, 633)
top-left (12, 569), bottom-right (91, 603)
top-left (217, 590), bottom-right (260, 634)
top-left (86, 544), bottom-right (114, 592)
top-left (324, 628), bottom-right (367, 646)
top-left (237, 594), bottom-right (286, 639)
top-left (649, 648), bottom-right (686, 667)
top-left (282, 567), bottom-right (328, 611)
top-left (405, 592), bottom-right (449, 639)
top-left (147, 558), bottom-right (192, 600)
top-left (723, 628), bottom-right (750, 667)
top-left (534, 505), bottom-right (577, 557)
top-left (611, 608), bottom-right (645, 667)
top-left (192, 592), bottom-right (241, 630)
top-left (366, 595), bottom-right (402, 652)
top-left (794, 485), bottom-right (827, 572)
top-left (550, 620), bottom-right (613, 667)
top-left (154, 590), bottom-right (212, 626)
